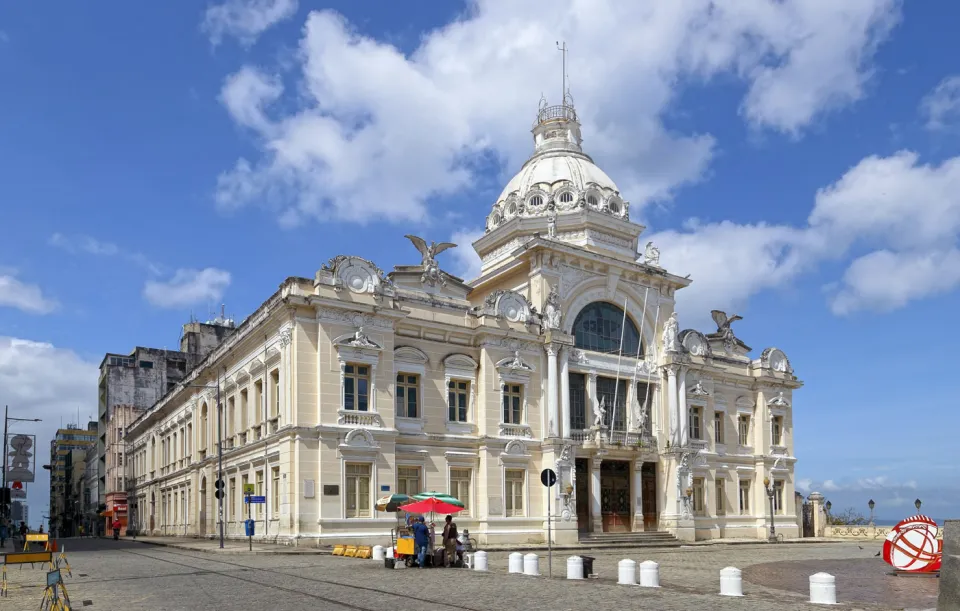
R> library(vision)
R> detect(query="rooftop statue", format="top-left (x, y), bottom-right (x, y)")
top-left (404, 234), bottom-right (457, 287)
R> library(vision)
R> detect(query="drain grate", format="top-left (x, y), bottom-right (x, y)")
top-left (82, 600), bottom-right (94, 606)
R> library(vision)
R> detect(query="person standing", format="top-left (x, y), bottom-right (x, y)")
top-left (441, 514), bottom-right (458, 567)
top-left (411, 516), bottom-right (430, 568)
top-left (0, 518), bottom-right (8, 549)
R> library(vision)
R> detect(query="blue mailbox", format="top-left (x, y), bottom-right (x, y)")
top-left (245, 519), bottom-right (255, 537)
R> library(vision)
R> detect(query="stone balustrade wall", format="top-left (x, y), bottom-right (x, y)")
top-left (825, 524), bottom-right (944, 540)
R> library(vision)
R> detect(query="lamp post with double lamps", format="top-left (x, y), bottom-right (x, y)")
top-left (763, 477), bottom-right (777, 542)
top-left (868, 499), bottom-right (875, 526)
top-left (2, 407), bottom-right (42, 518)
top-left (183, 379), bottom-right (224, 549)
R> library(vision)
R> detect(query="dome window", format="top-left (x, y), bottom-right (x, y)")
top-left (559, 192), bottom-right (574, 204)
top-left (587, 195), bottom-right (599, 207)
top-left (529, 195), bottom-right (543, 207)
top-left (507, 202), bottom-right (517, 216)
top-left (609, 201), bottom-right (620, 213)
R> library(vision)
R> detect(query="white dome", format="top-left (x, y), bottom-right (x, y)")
top-left (486, 102), bottom-right (630, 232)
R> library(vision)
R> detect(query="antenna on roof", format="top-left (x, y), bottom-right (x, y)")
top-left (556, 40), bottom-right (569, 106)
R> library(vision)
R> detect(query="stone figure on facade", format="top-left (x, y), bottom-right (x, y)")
top-left (405, 234), bottom-right (457, 287)
top-left (690, 380), bottom-right (709, 396)
top-left (546, 202), bottom-right (558, 238)
top-left (662, 312), bottom-right (679, 352)
top-left (711, 310), bottom-right (743, 352)
top-left (644, 241), bottom-right (661, 267)
top-left (509, 350), bottom-right (525, 369)
top-left (344, 326), bottom-right (377, 348)
top-left (543, 285), bottom-right (562, 330)
top-left (593, 396), bottom-right (606, 427)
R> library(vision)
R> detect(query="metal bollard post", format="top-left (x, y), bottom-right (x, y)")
top-left (567, 556), bottom-right (584, 580)
top-left (809, 572), bottom-right (837, 605)
top-left (523, 553), bottom-right (540, 576)
top-left (719, 567), bottom-right (743, 596)
top-left (473, 550), bottom-right (488, 571)
top-left (618, 559), bottom-right (637, 585)
top-left (508, 552), bottom-right (524, 574)
top-left (638, 560), bottom-right (660, 588)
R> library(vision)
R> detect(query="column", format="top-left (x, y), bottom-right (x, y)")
top-left (591, 457), bottom-right (603, 532)
top-left (546, 344), bottom-right (559, 438)
top-left (678, 368), bottom-right (688, 447)
top-left (666, 365), bottom-right (678, 446)
top-left (633, 460), bottom-right (645, 532)
top-left (560, 348), bottom-right (571, 438)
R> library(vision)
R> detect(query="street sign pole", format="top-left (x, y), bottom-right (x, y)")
top-left (540, 468), bottom-right (557, 579)
top-left (247, 491), bottom-right (252, 552)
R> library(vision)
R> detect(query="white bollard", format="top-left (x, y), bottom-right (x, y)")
top-left (523, 553), bottom-right (540, 576)
top-left (618, 559), bottom-right (637, 585)
top-left (719, 567), bottom-right (743, 596)
top-left (508, 552), bottom-right (524, 574)
top-left (473, 550), bottom-right (488, 572)
top-left (372, 545), bottom-right (385, 561)
top-left (567, 556), bottom-right (584, 580)
top-left (638, 560), bottom-right (660, 588)
top-left (809, 572), bottom-right (837, 605)
top-left (385, 547), bottom-right (394, 559)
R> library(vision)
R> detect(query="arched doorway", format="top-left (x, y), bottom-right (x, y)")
top-left (199, 477), bottom-right (207, 537)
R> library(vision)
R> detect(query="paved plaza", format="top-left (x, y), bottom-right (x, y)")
top-left (0, 539), bottom-right (941, 610)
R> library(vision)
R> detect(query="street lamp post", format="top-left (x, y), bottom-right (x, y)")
top-left (868, 499), bottom-right (875, 526)
top-left (915, 498), bottom-right (922, 512)
top-left (2, 406), bottom-right (42, 517)
top-left (763, 477), bottom-right (777, 542)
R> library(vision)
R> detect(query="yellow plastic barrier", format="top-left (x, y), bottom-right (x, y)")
top-left (4, 551), bottom-right (54, 570)
top-left (332, 544), bottom-right (345, 556)
top-left (343, 545), bottom-right (358, 558)
top-left (355, 546), bottom-right (372, 559)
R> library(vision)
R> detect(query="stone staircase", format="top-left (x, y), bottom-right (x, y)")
top-left (577, 530), bottom-right (682, 548)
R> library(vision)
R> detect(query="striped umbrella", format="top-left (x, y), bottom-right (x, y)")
top-left (411, 491), bottom-right (465, 508)
top-left (375, 493), bottom-right (411, 512)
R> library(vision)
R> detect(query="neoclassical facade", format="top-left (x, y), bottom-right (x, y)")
top-left (125, 100), bottom-right (801, 545)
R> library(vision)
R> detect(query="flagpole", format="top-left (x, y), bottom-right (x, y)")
top-left (609, 299), bottom-right (629, 443)
top-left (629, 287), bottom-right (650, 431)
top-left (645, 302), bottom-right (662, 438)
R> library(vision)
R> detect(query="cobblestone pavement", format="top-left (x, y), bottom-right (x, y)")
top-left (0, 538), bottom-right (938, 610)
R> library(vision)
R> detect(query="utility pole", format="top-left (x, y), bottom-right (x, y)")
top-left (2, 406), bottom-right (42, 518)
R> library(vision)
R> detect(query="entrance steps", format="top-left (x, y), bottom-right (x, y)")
top-left (578, 531), bottom-right (682, 548)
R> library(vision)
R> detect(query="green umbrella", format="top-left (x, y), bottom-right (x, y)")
top-left (375, 493), bottom-right (411, 512)
top-left (411, 491), bottom-right (465, 508)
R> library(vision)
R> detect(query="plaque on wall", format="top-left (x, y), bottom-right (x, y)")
top-left (323, 484), bottom-right (340, 496)
top-left (303, 479), bottom-right (315, 499)
top-left (489, 496), bottom-right (502, 515)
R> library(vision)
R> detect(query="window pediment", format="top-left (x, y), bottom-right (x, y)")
top-left (395, 346), bottom-right (428, 366)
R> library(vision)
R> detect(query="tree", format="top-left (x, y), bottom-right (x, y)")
top-left (827, 507), bottom-right (869, 525)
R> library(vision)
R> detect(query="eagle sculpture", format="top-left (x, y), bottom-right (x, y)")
top-left (710, 310), bottom-right (742, 337)
top-left (404, 235), bottom-right (457, 286)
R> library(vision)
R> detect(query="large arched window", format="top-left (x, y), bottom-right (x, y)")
top-left (572, 302), bottom-right (642, 356)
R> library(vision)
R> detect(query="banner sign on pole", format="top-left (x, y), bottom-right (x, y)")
top-left (5, 434), bottom-right (36, 483)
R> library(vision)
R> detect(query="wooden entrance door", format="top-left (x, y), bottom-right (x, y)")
top-left (641, 463), bottom-right (657, 531)
top-left (575, 459), bottom-right (589, 531)
top-left (600, 461), bottom-right (631, 532)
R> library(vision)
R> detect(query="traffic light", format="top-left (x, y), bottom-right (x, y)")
top-left (215, 479), bottom-right (225, 499)
top-left (215, 489), bottom-right (224, 500)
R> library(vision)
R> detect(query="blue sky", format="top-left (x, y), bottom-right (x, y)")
top-left (2, 1), bottom-right (959, 527)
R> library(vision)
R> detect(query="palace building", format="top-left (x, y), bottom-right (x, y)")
top-left (125, 99), bottom-right (801, 545)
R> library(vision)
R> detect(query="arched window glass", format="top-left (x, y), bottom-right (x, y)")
top-left (572, 302), bottom-right (642, 356)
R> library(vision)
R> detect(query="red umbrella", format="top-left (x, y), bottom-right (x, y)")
top-left (399, 498), bottom-right (464, 515)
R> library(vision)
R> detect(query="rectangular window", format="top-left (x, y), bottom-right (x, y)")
top-left (256, 470), bottom-right (264, 517)
top-left (505, 469), bottom-right (525, 517)
top-left (117, 453), bottom-right (123, 466)
top-left (771, 416), bottom-right (783, 446)
top-left (240, 389), bottom-right (249, 432)
top-left (595, 376), bottom-right (627, 431)
top-left (447, 379), bottom-right (469, 422)
top-left (715, 478), bottom-right (725, 515)
top-left (139, 360), bottom-right (153, 369)
top-left (502, 384), bottom-right (523, 424)
top-left (692, 477), bottom-right (705, 516)
top-left (253, 380), bottom-right (263, 425)
top-left (739, 479), bottom-right (751, 514)
top-left (270, 369), bottom-right (280, 419)
top-left (395, 374), bottom-right (419, 418)
top-left (344, 364), bottom-right (370, 412)
top-left (396, 466), bottom-right (421, 496)
top-left (689, 406), bottom-right (702, 440)
top-left (449, 468), bottom-right (471, 516)
top-left (272, 467), bottom-right (281, 515)
top-left (227, 396), bottom-right (236, 436)
top-left (738, 415), bottom-right (751, 446)
top-left (568, 373), bottom-right (586, 430)
top-left (714, 412), bottom-right (724, 444)
top-left (229, 478), bottom-right (236, 521)
top-left (774, 480), bottom-right (784, 514)
top-left (345, 463), bottom-right (371, 518)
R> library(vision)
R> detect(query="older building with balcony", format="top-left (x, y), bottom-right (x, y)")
top-left (124, 98), bottom-right (801, 545)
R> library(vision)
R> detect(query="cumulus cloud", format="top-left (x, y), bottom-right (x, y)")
top-left (214, 0), bottom-right (899, 227)
top-left (921, 75), bottom-right (960, 132)
top-left (143, 268), bottom-right (232, 309)
top-left (202, 0), bottom-right (298, 47)
top-left (449, 228), bottom-right (485, 281)
top-left (48, 232), bottom-right (162, 274)
top-left (0, 271), bottom-right (57, 314)
top-left (0, 336), bottom-right (100, 527)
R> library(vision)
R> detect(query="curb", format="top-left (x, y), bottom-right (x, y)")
top-left (133, 539), bottom-right (329, 556)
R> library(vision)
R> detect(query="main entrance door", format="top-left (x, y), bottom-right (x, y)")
top-left (575, 458), bottom-right (589, 531)
top-left (600, 461), bottom-right (631, 532)
top-left (641, 463), bottom-right (658, 531)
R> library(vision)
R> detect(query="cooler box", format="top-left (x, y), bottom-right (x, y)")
top-left (396, 537), bottom-right (415, 556)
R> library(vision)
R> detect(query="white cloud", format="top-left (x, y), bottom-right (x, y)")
top-left (449, 228), bottom-right (485, 281)
top-left (0, 336), bottom-right (100, 527)
top-left (796, 478), bottom-right (813, 493)
top-left (828, 248), bottom-right (960, 315)
top-left (822, 480), bottom-right (841, 492)
top-left (921, 75), bottom-right (960, 132)
top-left (48, 232), bottom-right (162, 274)
top-left (0, 272), bottom-right (57, 314)
top-left (202, 0), bottom-right (298, 47)
top-left (215, 0), bottom-right (899, 227)
top-left (143, 268), bottom-right (232, 309)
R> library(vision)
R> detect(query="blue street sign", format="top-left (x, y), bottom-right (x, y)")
top-left (244, 496), bottom-right (266, 504)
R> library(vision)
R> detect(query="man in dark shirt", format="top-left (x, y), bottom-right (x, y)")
top-left (411, 516), bottom-right (430, 568)
top-left (442, 514), bottom-right (458, 567)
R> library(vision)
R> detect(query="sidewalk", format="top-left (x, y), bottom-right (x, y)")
top-left (131, 536), bottom-right (328, 555)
